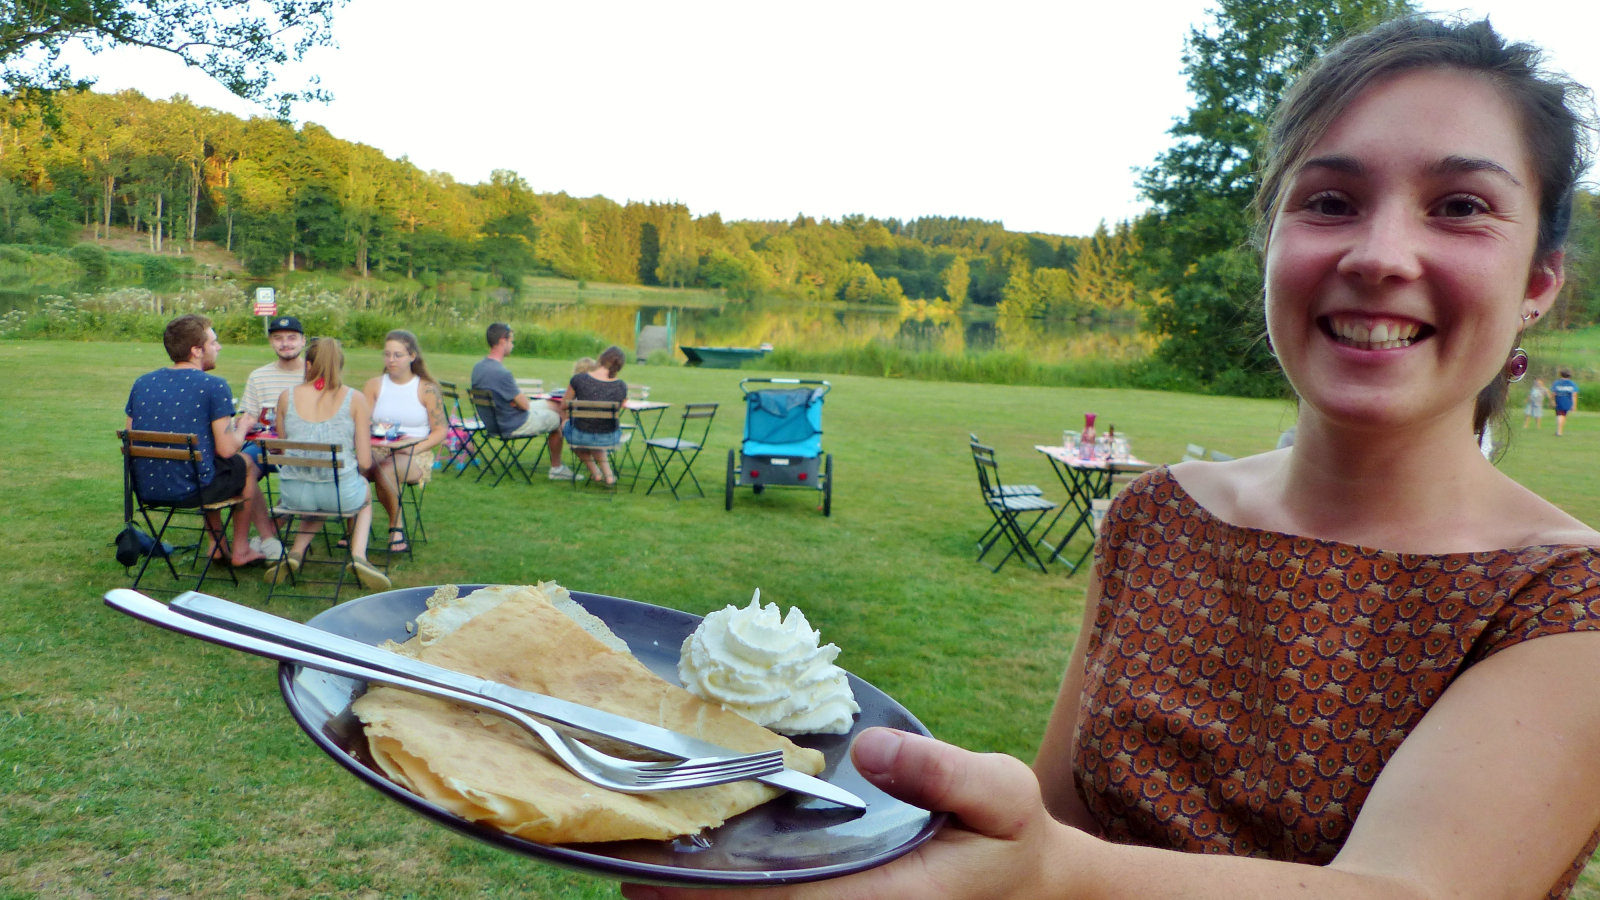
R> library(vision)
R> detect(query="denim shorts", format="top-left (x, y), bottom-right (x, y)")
top-left (562, 420), bottom-right (621, 448)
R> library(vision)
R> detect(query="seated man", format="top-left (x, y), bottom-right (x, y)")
top-left (471, 322), bottom-right (575, 480)
top-left (124, 313), bottom-right (269, 565)
top-left (236, 315), bottom-right (305, 556)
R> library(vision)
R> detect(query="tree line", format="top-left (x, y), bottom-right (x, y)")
top-left (0, 88), bottom-right (1151, 319)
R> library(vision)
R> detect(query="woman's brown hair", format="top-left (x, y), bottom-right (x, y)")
top-left (384, 329), bottom-right (438, 386)
top-left (598, 345), bottom-right (626, 376)
top-left (1254, 16), bottom-right (1594, 440)
top-left (304, 337), bottom-right (345, 393)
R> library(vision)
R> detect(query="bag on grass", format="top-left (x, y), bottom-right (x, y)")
top-left (114, 453), bottom-right (173, 568)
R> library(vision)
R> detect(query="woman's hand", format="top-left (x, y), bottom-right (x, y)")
top-left (621, 728), bottom-right (1083, 900)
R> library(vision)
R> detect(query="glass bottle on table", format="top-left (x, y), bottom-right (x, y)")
top-left (1079, 413), bottom-right (1097, 461)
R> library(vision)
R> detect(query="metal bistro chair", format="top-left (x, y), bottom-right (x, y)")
top-left (438, 380), bottom-right (486, 477)
top-left (969, 433), bottom-right (1044, 549)
top-left (567, 399), bottom-right (624, 499)
top-left (642, 403), bottom-right (719, 499)
top-left (259, 439), bottom-right (357, 605)
top-left (467, 388), bottom-right (541, 487)
top-left (117, 430), bottom-right (246, 593)
top-left (971, 440), bottom-right (1057, 574)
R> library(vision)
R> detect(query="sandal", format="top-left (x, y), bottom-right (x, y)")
top-left (349, 557), bottom-right (392, 592)
top-left (387, 527), bottom-right (409, 554)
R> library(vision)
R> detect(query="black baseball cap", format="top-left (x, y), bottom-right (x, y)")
top-left (268, 316), bottom-right (303, 334)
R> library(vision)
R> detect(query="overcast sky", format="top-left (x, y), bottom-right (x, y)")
top-left (50, 0), bottom-right (1600, 237)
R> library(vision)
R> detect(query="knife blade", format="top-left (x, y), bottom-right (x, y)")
top-left (166, 590), bottom-right (866, 809)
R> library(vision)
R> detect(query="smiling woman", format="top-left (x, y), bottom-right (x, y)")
top-left (624, 17), bottom-right (1600, 900)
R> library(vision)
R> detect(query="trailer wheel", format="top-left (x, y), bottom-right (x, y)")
top-left (724, 449), bottom-right (735, 511)
top-left (822, 454), bottom-right (833, 517)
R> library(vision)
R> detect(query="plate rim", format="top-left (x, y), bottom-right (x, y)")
top-left (276, 585), bottom-right (947, 886)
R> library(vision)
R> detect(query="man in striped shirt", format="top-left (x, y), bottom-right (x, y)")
top-left (238, 316), bottom-right (305, 559)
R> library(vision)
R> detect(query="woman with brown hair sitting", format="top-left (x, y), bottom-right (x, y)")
top-left (266, 337), bottom-right (389, 592)
top-left (561, 345), bottom-right (629, 486)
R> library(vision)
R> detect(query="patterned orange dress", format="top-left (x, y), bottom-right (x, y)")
top-left (1074, 468), bottom-right (1600, 899)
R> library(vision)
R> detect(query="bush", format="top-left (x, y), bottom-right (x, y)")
top-left (70, 244), bottom-right (111, 281)
top-left (142, 256), bottom-right (178, 286)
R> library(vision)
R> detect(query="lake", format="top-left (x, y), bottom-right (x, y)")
top-left (0, 276), bottom-right (1154, 365)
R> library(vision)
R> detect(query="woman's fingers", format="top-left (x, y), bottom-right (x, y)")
top-left (851, 728), bottom-right (1041, 839)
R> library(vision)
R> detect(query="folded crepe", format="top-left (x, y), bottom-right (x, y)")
top-left (351, 583), bottom-right (827, 844)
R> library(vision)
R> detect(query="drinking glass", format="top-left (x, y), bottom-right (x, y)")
top-left (1111, 436), bottom-right (1129, 462)
top-left (1094, 434), bottom-right (1111, 460)
top-left (1063, 431), bottom-right (1079, 455)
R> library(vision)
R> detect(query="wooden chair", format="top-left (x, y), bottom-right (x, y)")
top-left (258, 439), bottom-right (357, 604)
top-left (117, 430), bottom-right (246, 593)
top-left (468, 388), bottom-right (543, 487)
top-left (567, 400), bottom-right (624, 498)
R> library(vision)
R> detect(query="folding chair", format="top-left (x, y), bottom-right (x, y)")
top-left (971, 441), bottom-right (1057, 574)
top-left (258, 439), bottom-right (356, 604)
top-left (567, 400), bottom-right (624, 499)
top-left (968, 433), bottom-right (1043, 548)
top-left (118, 430), bottom-right (245, 593)
top-left (438, 380), bottom-right (486, 476)
top-left (1181, 443), bottom-right (1207, 462)
top-left (1208, 449), bottom-right (1235, 461)
top-left (468, 388), bottom-right (543, 487)
top-left (642, 403), bottom-right (718, 499)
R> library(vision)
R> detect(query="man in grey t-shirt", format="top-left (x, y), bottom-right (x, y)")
top-left (471, 322), bottom-right (574, 479)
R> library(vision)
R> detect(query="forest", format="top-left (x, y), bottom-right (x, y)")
top-left (0, 88), bottom-right (1151, 321)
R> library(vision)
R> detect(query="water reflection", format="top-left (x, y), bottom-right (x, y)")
top-left (0, 282), bottom-right (1153, 364)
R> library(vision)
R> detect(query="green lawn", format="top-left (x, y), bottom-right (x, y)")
top-left (1, 340), bottom-right (1596, 899)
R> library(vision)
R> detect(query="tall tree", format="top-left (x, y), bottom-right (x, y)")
top-left (1134, 0), bottom-right (1412, 393)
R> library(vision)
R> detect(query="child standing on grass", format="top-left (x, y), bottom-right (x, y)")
top-left (1552, 369), bottom-right (1580, 436)
top-left (1524, 377), bottom-right (1548, 429)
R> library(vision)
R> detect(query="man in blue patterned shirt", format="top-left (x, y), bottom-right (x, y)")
top-left (124, 314), bottom-right (269, 565)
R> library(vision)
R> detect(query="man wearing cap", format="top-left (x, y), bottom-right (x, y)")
top-left (236, 315), bottom-right (305, 558)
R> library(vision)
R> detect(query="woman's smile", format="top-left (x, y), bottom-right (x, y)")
top-left (1318, 313), bottom-right (1434, 353)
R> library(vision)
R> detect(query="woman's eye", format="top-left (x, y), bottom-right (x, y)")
top-left (1305, 193), bottom-right (1354, 217)
top-left (1436, 196), bottom-right (1487, 218)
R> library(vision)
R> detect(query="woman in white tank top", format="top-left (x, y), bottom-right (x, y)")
top-left (362, 331), bottom-right (448, 553)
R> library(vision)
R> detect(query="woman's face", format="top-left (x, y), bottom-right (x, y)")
top-left (1264, 68), bottom-right (1564, 433)
top-left (383, 340), bottom-right (415, 377)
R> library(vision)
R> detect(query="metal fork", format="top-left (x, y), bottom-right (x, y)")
top-left (105, 590), bottom-right (785, 793)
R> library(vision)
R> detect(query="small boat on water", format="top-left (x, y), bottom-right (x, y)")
top-left (680, 345), bottom-right (770, 368)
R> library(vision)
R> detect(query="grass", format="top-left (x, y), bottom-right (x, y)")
top-left (1, 340), bottom-right (1597, 898)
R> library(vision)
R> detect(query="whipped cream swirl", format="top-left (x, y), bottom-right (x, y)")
top-left (678, 590), bottom-right (859, 735)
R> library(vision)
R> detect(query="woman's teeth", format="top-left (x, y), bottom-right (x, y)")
top-left (1329, 318), bottom-right (1421, 350)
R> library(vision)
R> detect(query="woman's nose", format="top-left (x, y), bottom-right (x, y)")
top-left (1335, 203), bottom-right (1425, 285)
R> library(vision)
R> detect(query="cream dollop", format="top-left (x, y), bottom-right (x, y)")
top-left (678, 590), bottom-right (860, 735)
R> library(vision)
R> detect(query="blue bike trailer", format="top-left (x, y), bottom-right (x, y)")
top-left (726, 378), bottom-right (833, 516)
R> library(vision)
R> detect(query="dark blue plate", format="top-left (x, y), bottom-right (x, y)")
top-left (277, 585), bottom-right (944, 886)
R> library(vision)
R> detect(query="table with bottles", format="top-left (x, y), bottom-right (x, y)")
top-left (1033, 431), bottom-right (1153, 575)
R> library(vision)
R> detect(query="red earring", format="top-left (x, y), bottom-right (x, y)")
top-left (1505, 347), bottom-right (1528, 382)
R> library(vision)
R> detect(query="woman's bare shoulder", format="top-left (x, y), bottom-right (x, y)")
top-left (1166, 450), bottom-right (1289, 524)
top-left (1503, 480), bottom-right (1600, 549)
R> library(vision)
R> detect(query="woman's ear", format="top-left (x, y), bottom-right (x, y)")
top-left (1525, 251), bottom-right (1565, 319)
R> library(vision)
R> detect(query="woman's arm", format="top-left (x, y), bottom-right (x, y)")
top-left (362, 376), bottom-right (381, 411)
top-left (1033, 567), bottom-right (1104, 833)
top-left (274, 390), bottom-right (290, 440)
top-left (415, 380), bottom-right (449, 452)
top-left (350, 390), bottom-right (373, 472)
